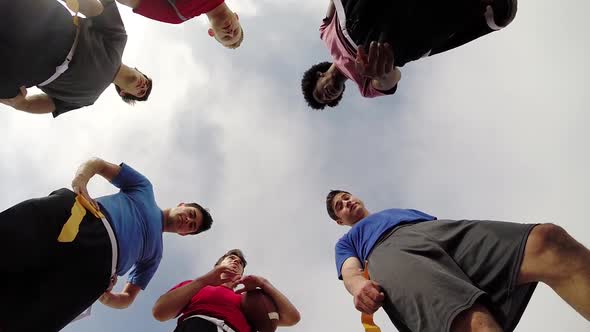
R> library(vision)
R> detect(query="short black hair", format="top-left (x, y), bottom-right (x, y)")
top-left (184, 202), bottom-right (213, 235)
top-left (301, 61), bottom-right (344, 110)
top-left (114, 69), bottom-right (153, 105)
top-left (214, 249), bottom-right (247, 269)
top-left (326, 190), bottom-right (350, 221)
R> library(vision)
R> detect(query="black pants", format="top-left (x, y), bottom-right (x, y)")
top-left (174, 317), bottom-right (218, 332)
top-left (0, 0), bottom-right (75, 98)
top-left (342, 0), bottom-right (497, 66)
top-left (0, 189), bottom-right (112, 332)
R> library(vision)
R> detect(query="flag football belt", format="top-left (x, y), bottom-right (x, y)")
top-left (184, 315), bottom-right (236, 332)
top-left (38, 0), bottom-right (81, 87)
top-left (361, 261), bottom-right (381, 332)
top-left (59, 194), bottom-right (118, 278)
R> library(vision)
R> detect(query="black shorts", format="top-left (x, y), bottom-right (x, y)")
top-left (174, 316), bottom-right (218, 332)
top-left (0, 188), bottom-right (113, 332)
top-left (341, 0), bottom-right (497, 66)
top-left (0, 0), bottom-right (75, 98)
top-left (367, 220), bottom-right (537, 332)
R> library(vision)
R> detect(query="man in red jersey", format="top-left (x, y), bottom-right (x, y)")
top-left (116, 0), bottom-right (243, 48)
top-left (152, 249), bottom-right (300, 331)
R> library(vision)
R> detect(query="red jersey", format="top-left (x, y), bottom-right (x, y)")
top-left (170, 281), bottom-right (251, 332)
top-left (134, 0), bottom-right (225, 24)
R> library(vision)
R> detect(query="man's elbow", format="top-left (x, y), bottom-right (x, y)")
top-left (282, 310), bottom-right (301, 326)
top-left (152, 304), bottom-right (171, 322)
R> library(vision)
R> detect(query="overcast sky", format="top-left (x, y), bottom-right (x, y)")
top-left (1, 0), bottom-right (589, 331)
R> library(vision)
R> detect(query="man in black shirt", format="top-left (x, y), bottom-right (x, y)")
top-left (0, 0), bottom-right (153, 117)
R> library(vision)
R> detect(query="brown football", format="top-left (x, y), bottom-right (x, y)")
top-left (241, 289), bottom-right (280, 332)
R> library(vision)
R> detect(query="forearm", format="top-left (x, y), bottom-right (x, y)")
top-left (14, 94), bottom-right (55, 114)
top-left (73, 158), bottom-right (108, 184)
top-left (342, 270), bottom-right (367, 296)
top-left (260, 280), bottom-right (300, 326)
top-left (100, 292), bottom-right (134, 309)
top-left (65, 0), bottom-right (104, 17)
top-left (153, 278), bottom-right (208, 321)
top-left (372, 67), bottom-right (401, 91)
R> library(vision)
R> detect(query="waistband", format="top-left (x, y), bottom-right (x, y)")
top-left (183, 315), bottom-right (236, 332)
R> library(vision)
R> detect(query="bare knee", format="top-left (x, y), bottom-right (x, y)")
top-left (519, 223), bottom-right (579, 283)
top-left (451, 303), bottom-right (502, 332)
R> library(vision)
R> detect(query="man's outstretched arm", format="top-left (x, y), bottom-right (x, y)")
top-left (63, 0), bottom-right (104, 17)
top-left (0, 87), bottom-right (56, 114)
top-left (341, 257), bottom-right (385, 314)
top-left (99, 282), bottom-right (142, 309)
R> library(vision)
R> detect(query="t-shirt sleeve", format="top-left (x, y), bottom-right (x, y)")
top-left (359, 79), bottom-right (397, 98)
top-left (92, 0), bottom-right (126, 34)
top-left (133, 0), bottom-right (185, 24)
top-left (168, 280), bottom-right (193, 292)
top-left (335, 236), bottom-right (359, 280)
top-left (110, 163), bottom-right (153, 193)
top-left (127, 256), bottom-right (162, 289)
top-left (51, 98), bottom-right (87, 117)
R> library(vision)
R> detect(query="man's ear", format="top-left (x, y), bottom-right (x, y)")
top-left (336, 219), bottom-right (343, 225)
top-left (208, 28), bottom-right (215, 37)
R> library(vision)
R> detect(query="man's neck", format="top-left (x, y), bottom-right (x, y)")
top-left (113, 64), bottom-right (132, 86)
top-left (206, 2), bottom-right (230, 21)
top-left (329, 63), bottom-right (348, 83)
top-left (161, 208), bottom-right (171, 232)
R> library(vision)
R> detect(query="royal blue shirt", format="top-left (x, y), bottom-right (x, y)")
top-left (335, 208), bottom-right (436, 279)
top-left (97, 163), bottom-right (163, 289)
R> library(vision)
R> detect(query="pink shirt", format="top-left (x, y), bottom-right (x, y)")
top-left (319, 14), bottom-right (385, 98)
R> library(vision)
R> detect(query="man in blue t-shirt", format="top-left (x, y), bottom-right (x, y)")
top-left (326, 190), bottom-right (590, 332)
top-left (0, 158), bottom-right (213, 331)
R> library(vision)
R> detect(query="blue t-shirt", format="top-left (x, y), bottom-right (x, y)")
top-left (96, 163), bottom-right (163, 290)
top-left (335, 208), bottom-right (436, 279)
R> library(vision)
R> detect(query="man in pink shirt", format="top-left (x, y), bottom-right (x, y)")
top-left (301, 0), bottom-right (517, 110)
top-left (116, 0), bottom-right (243, 48)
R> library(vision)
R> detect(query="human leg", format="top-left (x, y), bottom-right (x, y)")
top-left (451, 303), bottom-right (503, 332)
top-left (517, 223), bottom-right (590, 320)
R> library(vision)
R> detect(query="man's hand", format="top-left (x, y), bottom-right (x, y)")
top-left (71, 174), bottom-right (99, 211)
top-left (355, 42), bottom-right (395, 80)
top-left (106, 275), bottom-right (118, 292)
top-left (352, 279), bottom-right (385, 314)
top-left (234, 275), bottom-right (268, 294)
top-left (0, 86), bottom-right (28, 110)
top-left (202, 265), bottom-right (241, 287)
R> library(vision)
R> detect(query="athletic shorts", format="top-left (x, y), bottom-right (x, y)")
top-left (341, 0), bottom-right (498, 66)
top-left (367, 219), bottom-right (537, 332)
top-left (174, 316), bottom-right (218, 332)
top-left (0, 0), bottom-right (75, 98)
top-left (0, 188), bottom-right (114, 332)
